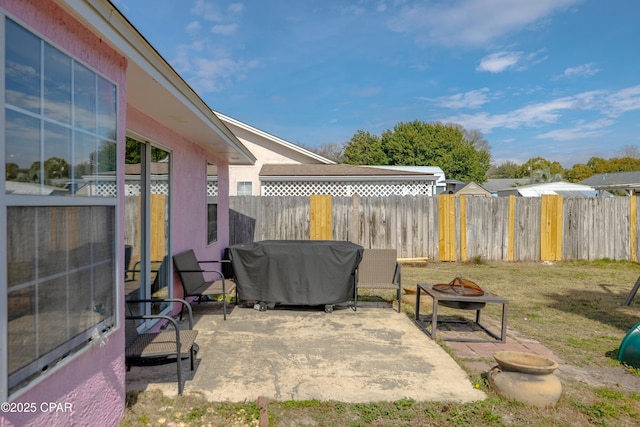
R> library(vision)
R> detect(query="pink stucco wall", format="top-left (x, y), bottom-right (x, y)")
top-left (1, 1), bottom-right (127, 426)
top-left (126, 107), bottom-right (231, 264)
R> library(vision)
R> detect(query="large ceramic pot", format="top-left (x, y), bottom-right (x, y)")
top-left (488, 351), bottom-right (562, 407)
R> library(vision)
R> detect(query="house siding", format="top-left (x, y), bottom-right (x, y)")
top-left (126, 106), bottom-right (231, 261)
top-left (2, 0), bottom-right (127, 426)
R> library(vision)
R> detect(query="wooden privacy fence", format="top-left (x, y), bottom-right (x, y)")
top-left (229, 194), bottom-right (640, 262)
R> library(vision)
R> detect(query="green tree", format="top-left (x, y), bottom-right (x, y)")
top-left (586, 156), bottom-right (608, 174)
top-left (43, 157), bottom-right (70, 183)
top-left (343, 130), bottom-right (387, 165)
top-left (609, 156), bottom-right (640, 172)
top-left (515, 157), bottom-right (564, 179)
top-left (344, 121), bottom-right (490, 182)
top-left (5, 162), bottom-right (19, 180)
top-left (488, 160), bottom-right (520, 178)
top-left (564, 163), bottom-right (594, 182)
top-left (300, 142), bottom-right (345, 163)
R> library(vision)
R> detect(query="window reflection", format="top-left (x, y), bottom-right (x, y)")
top-left (44, 44), bottom-right (71, 123)
top-left (4, 19), bottom-right (117, 197)
top-left (207, 162), bottom-right (218, 244)
top-left (5, 19), bottom-right (40, 113)
top-left (73, 62), bottom-right (97, 133)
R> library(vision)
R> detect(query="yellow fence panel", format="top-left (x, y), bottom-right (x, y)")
top-left (310, 194), bottom-right (333, 240)
top-left (439, 194), bottom-right (457, 261)
top-left (540, 194), bottom-right (563, 261)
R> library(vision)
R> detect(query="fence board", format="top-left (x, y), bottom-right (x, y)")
top-left (229, 195), bottom-right (639, 261)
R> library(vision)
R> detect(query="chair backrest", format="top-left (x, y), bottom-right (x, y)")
top-left (150, 256), bottom-right (169, 295)
top-left (173, 250), bottom-right (206, 295)
top-left (357, 249), bottom-right (398, 284)
top-left (124, 303), bottom-right (140, 349)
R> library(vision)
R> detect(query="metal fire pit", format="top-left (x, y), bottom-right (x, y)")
top-left (432, 277), bottom-right (486, 310)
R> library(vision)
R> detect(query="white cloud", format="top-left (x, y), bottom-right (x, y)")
top-left (212, 24), bottom-right (238, 35)
top-left (191, 0), bottom-right (223, 22)
top-left (427, 88), bottom-right (491, 109)
top-left (443, 96), bottom-right (582, 133)
top-left (562, 63), bottom-right (599, 78)
top-left (604, 85), bottom-right (640, 117)
top-left (186, 21), bottom-right (201, 34)
top-left (477, 52), bottom-right (521, 73)
top-left (387, 0), bottom-right (582, 47)
top-left (476, 50), bottom-right (546, 73)
top-left (228, 3), bottom-right (244, 14)
top-left (536, 118), bottom-right (613, 141)
top-left (189, 57), bottom-right (259, 93)
top-left (442, 86), bottom-right (640, 141)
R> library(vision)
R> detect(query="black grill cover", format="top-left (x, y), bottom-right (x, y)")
top-left (229, 240), bottom-right (363, 305)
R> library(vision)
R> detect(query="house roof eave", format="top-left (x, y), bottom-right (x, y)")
top-left (215, 111), bottom-right (336, 165)
top-left (260, 175), bottom-right (438, 183)
top-left (58, 0), bottom-right (256, 165)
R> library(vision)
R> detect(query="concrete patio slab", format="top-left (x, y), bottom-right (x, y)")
top-left (125, 304), bottom-right (486, 403)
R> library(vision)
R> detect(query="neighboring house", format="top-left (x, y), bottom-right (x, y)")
top-left (1, 1), bottom-right (255, 426)
top-left (496, 181), bottom-right (602, 197)
top-left (216, 113), bottom-right (448, 197)
top-left (259, 164), bottom-right (438, 196)
top-left (443, 179), bottom-right (466, 193)
top-left (482, 178), bottom-right (531, 196)
top-left (215, 112), bottom-right (334, 195)
top-left (453, 182), bottom-right (492, 197)
top-left (368, 166), bottom-right (447, 194)
top-left (579, 171), bottom-right (640, 196)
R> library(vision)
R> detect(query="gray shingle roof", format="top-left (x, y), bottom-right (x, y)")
top-left (260, 164), bottom-right (434, 177)
top-left (579, 171), bottom-right (640, 186)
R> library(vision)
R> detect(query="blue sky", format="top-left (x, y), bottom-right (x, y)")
top-left (113, 0), bottom-right (640, 168)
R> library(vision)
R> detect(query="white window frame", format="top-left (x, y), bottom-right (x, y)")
top-left (237, 181), bottom-right (253, 196)
top-left (1, 15), bottom-right (119, 401)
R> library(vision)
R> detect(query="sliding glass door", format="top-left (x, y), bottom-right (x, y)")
top-left (124, 137), bottom-right (171, 318)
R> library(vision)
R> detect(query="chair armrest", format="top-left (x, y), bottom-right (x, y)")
top-left (125, 314), bottom-right (184, 355)
top-left (394, 263), bottom-right (401, 286)
top-left (176, 268), bottom-right (225, 282)
top-left (126, 298), bottom-right (194, 329)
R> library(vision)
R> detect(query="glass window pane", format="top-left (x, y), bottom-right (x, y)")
top-left (97, 76), bottom-right (116, 139)
top-left (7, 206), bottom-right (116, 382)
top-left (8, 287), bottom-right (36, 374)
top-left (97, 140), bottom-right (116, 174)
top-left (7, 207), bottom-right (37, 287)
top-left (68, 270), bottom-right (96, 333)
top-left (5, 19), bottom-right (41, 113)
top-left (5, 110), bottom-right (42, 192)
top-left (38, 276), bottom-right (71, 355)
top-left (74, 131), bottom-right (95, 181)
top-left (207, 163), bottom-right (218, 244)
top-left (44, 122), bottom-right (71, 189)
top-left (73, 62), bottom-right (96, 132)
top-left (37, 207), bottom-right (69, 278)
top-left (44, 43), bottom-right (72, 123)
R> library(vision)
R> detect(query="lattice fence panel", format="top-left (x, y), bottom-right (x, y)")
top-left (261, 181), bottom-right (430, 197)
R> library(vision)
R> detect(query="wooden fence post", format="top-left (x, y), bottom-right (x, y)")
top-left (438, 194), bottom-right (457, 261)
top-left (459, 195), bottom-right (467, 262)
top-left (310, 194), bottom-right (333, 240)
top-left (540, 194), bottom-right (563, 261)
top-left (508, 195), bottom-right (515, 261)
top-left (631, 195), bottom-right (637, 263)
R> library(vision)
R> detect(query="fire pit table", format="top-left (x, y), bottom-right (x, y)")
top-left (414, 283), bottom-right (508, 342)
top-left (229, 240), bottom-right (363, 312)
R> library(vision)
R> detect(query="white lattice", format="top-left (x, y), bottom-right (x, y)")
top-left (93, 181), bottom-right (117, 197)
top-left (207, 181), bottom-right (218, 197)
top-left (261, 180), bottom-right (432, 197)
